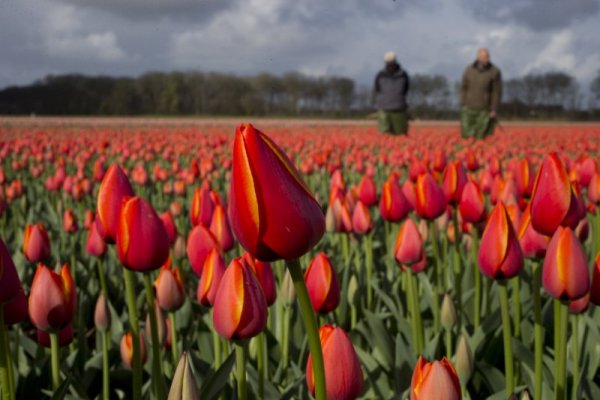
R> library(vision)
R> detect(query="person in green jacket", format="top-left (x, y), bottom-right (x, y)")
top-left (460, 48), bottom-right (502, 139)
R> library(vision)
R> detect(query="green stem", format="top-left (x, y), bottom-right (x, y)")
top-left (212, 323), bottom-right (221, 368)
top-left (143, 274), bottom-right (165, 399)
top-left (0, 308), bottom-right (15, 400)
top-left (512, 278), bottom-right (521, 339)
top-left (408, 272), bottom-right (424, 355)
top-left (102, 330), bottom-right (110, 400)
top-left (50, 332), bottom-right (61, 392)
top-left (428, 221), bottom-right (441, 333)
top-left (472, 230), bottom-right (481, 330)
top-left (97, 256), bottom-right (108, 297)
top-left (571, 314), bottom-right (579, 400)
top-left (554, 300), bottom-right (568, 400)
top-left (365, 233), bottom-right (374, 309)
top-left (281, 305), bottom-right (290, 369)
top-left (498, 280), bottom-right (515, 397)
top-left (169, 312), bottom-right (179, 365)
top-left (532, 262), bottom-right (543, 400)
top-left (286, 259), bottom-right (327, 400)
top-left (122, 268), bottom-right (142, 400)
top-left (257, 333), bottom-right (265, 399)
top-left (235, 341), bottom-right (248, 400)
top-left (341, 234), bottom-right (350, 267)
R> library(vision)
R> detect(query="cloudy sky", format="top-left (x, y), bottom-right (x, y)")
top-left (1, 0), bottom-right (599, 89)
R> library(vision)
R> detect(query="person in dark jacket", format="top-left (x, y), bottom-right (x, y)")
top-left (373, 51), bottom-right (410, 135)
top-left (460, 48), bottom-right (502, 138)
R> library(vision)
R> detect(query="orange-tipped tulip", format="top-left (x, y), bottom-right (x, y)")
top-left (305, 252), bottom-right (340, 314)
top-left (187, 224), bottom-right (221, 277)
top-left (394, 218), bottom-right (426, 272)
top-left (458, 180), bottom-right (486, 224)
top-left (23, 223), bottom-right (51, 263)
top-left (410, 356), bottom-right (461, 400)
top-left (86, 218), bottom-right (107, 257)
top-left (306, 325), bottom-right (364, 400)
top-left (415, 173), bottom-right (446, 220)
top-left (63, 209), bottom-right (78, 233)
top-left (117, 197), bottom-right (170, 272)
top-left (120, 332), bottom-right (147, 368)
top-left (378, 177), bottom-right (409, 222)
top-left (229, 123), bottom-right (324, 261)
top-left (96, 164), bottom-right (134, 243)
top-left (197, 248), bottom-right (226, 307)
top-left (190, 183), bottom-right (214, 227)
top-left (29, 263), bottom-right (77, 332)
top-left (442, 161), bottom-right (467, 205)
top-left (209, 204), bottom-right (235, 252)
top-left (212, 257), bottom-right (267, 340)
top-left (478, 202), bottom-right (524, 280)
top-left (517, 204), bottom-right (549, 259)
top-left (243, 254), bottom-right (277, 306)
top-left (352, 200), bottom-right (373, 234)
top-left (160, 210), bottom-right (178, 246)
top-left (357, 175), bottom-right (377, 207)
top-left (1, 238), bottom-right (22, 303)
top-left (542, 226), bottom-right (590, 301)
top-left (155, 264), bottom-right (186, 312)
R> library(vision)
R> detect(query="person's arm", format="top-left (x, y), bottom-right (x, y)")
top-left (371, 73), bottom-right (381, 107)
top-left (460, 68), bottom-right (468, 107)
top-left (404, 73), bottom-right (410, 96)
top-left (490, 69), bottom-right (502, 113)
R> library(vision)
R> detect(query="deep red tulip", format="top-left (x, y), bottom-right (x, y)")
top-left (86, 218), bottom-right (107, 257)
top-left (569, 293), bottom-right (590, 314)
top-left (478, 202), bottom-right (524, 280)
top-left (379, 177), bottom-right (409, 222)
top-left (63, 209), bottom-right (78, 233)
top-left (458, 180), bottom-right (486, 224)
top-left (190, 184), bottom-right (214, 227)
top-left (187, 224), bottom-right (221, 277)
top-left (517, 204), bottom-right (549, 259)
top-left (352, 200), bottom-right (373, 234)
top-left (305, 252), bottom-right (340, 314)
top-left (306, 325), bottom-right (364, 400)
top-left (0, 238), bottom-right (22, 303)
top-left (3, 288), bottom-right (27, 326)
top-left (160, 210), bottom-right (178, 246)
top-left (96, 164), bottom-right (134, 243)
top-left (120, 332), bottom-right (147, 368)
top-left (197, 248), bottom-right (226, 307)
top-left (243, 254), bottom-right (277, 306)
top-left (410, 356), bottom-right (461, 400)
top-left (542, 226), bottom-right (590, 301)
top-left (37, 324), bottom-right (74, 348)
top-left (514, 158), bottom-right (535, 198)
top-left (117, 197), bottom-right (170, 272)
top-left (212, 257), bottom-right (267, 340)
top-left (415, 173), bottom-right (446, 220)
top-left (155, 264), bottom-right (186, 312)
top-left (29, 263), bottom-right (77, 332)
top-left (394, 218), bottom-right (425, 271)
top-left (357, 175), bottom-right (377, 207)
top-left (442, 161), bottom-right (467, 205)
top-left (209, 204), bottom-right (235, 252)
top-left (402, 179), bottom-right (417, 211)
top-left (229, 123), bottom-right (324, 261)
top-left (23, 223), bottom-right (51, 263)
top-left (589, 253), bottom-right (600, 305)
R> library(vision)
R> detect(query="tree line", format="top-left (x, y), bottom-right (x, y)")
top-left (1, 70), bottom-right (599, 119)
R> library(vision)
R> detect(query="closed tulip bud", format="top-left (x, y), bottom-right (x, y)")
top-left (454, 334), bottom-right (474, 383)
top-left (197, 248), bottom-right (226, 307)
top-left (190, 184), bottom-right (215, 227)
top-left (415, 173), bottom-right (447, 220)
top-left (569, 293), bottom-right (590, 314)
top-left (379, 178), bottom-right (410, 222)
top-left (84, 209), bottom-right (95, 229)
top-left (280, 269), bottom-right (296, 306)
top-left (352, 200), bottom-right (373, 234)
top-left (402, 179), bottom-right (417, 211)
top-left (478, 202), bottom-right (524, 280)
top-left (29, 263), bottom-right (77, 332)
top-left (325, 205), bottom-right (337, 232)
top-left (209, 204), bottom-right (235, 252)
top-left (517, 204), bottom-right (549, 260)
top-left (520, 389), bottom-right (532, 400)
top-left (117, 197), bottom-right (170, 272)
top-left (37, 324), bottom-right (74, 348)
top-left (332, 198), bottom-right (353, 233)
top-left (394, 219), bottom-right (425, 269)
top-left (212, 257), bottom-right (267, 340)
top-left (0, 238), bottom-right (22, 303)
top-left (441, 293), bottom-right (456, 331)
top-left (187, 224), bottom-right (221, 277)
top-left (160, 211), bottom-right (178, 246)
top-left (94, 293), bottom-right (111, 331)
top-left (575, 217), bottom-right (589, 243)
top-left (155, 264), bottom-right (186, 312)
top-left (588, 172), bottom-right (600, 204)
top-left (459, 180), bottom-right (486, 224)
top-left (3, 288), bottom-right (27, 326)
top-left (442, 161), bottom-right (468, 205)
top-left (305, 252), bottom-right (341, 314)
top-left (120, 332), bottom-right (147, 368)
top-left (590, 253), bottom-right (600, 305)
top-left (86, 218), bottom-right (107, 257)
top-left (145, 300), bottom-right (166, 345)
top-left (63, 209), bottom-right (78, 233)
top-left (173, 235), bottom-right (187, 260)
top-left (347, 274), bottom-right (359, 306)
top-left (97, 164), bottom-right (135, 243)
top-left (167, 352), bottom-right (199, 400)
top-left (229, 123), bottom-right (324, 261)
top-left (306, 325), bottom-right (364, 400)
top-left (357, 175), bottom-right (377, 207)
top-left (514, 159), bottom-right (535, 198)
top-left (542, 226), bottom-right (590, 301)
top-left (23, 223), bottom-right (51, 263)
top-left (410, 356), bottom-right (461, 400)
top-left (243, 254), bottom-right (277, 306)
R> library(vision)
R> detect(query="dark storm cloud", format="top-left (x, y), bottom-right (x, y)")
top-left (466, 0), bottom-right (600, 31)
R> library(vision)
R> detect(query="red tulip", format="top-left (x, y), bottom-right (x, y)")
top-left (458, 180), bottom-right (486, 224)
top-left (29, 263), bottom-right (77, 332)
top-left (86, 218), bottom-right (107, 257)
top-left (96, 164), bottom-right (134, 243)
top-left (3, 288), bottom-right (27, 326)
top-left (197, 248), bottom-right (226, 307)
top-left (378, 177), bottom-right (409, 222)
top-left (117, 197), bottom-right (170, 272)
top-left (478, 202), bottom-right (524, 280)
top-left (37, 325), bottom-right (74, 348)
top-left (212, 257), bottom-right (267, 340)
top-left (415, 173), bottom-right (446, 220)
top-left (402, 179), bottom-right (417, 211)
top-left (305, 252), bottom-right (340, 314)
top-left (569, 293), bottom-right (590, 314)
top-left (190, 183), bottom-right (214, 227)
top-left (120, 332), bottom-right (147, 368)
top-left (357, 175), bottom-right (377, 207)
top-left (588, 172), bottom-right (600, 204)
top-left (306, 325), bottom-right (364, 400)
top-left (514, 158), bottom-right (535, 198)
top-left (83, 209), bottom-right (95, 229)
top-left (155, 264), bottom-right (186, 312)
top-left (331, 197), bottom-right (353, 233)
top-left (187, 224), bottom-right (221, 277)
top-left (209, 204), bottom-right (235, 252)
top-left (410, 356), bottom-right (461, 400)
top-left (589, 253), bottom-right (600, 305)
top-left (352, 200), bottom-right (373, 234)
top-left (517, 204), bottom-right (549, 259)
top-left (23, 223), bottom-right (51, 263)
top-left (442, 161), bottom-right (467, 205)
top-left (63, 209), bottom-right (78, 233)
top-left (0, 238), bottom-right (22, 303)
top-left (160, 210), bottom-right (178, 246)
top-left (542, 226), bottom-right (590, 301)
top-left (243, 254), bottom-right (277, 306)
top-left (394, 218), bottom-right (426, 272)
top-left (229, 123), bottom-right (324, 261)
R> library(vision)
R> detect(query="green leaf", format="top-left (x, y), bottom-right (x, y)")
top-left (199, 351), bottom-right (235, 400)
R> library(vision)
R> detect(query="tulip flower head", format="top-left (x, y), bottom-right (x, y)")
top-left (415, 173), bottom-right (446, 220)
top-left (379, 177), bottom-right (410, 222)
top-left (197, 248), bottom-right (226, 307)
top-left (23, 223), bottom-right (51, 263)
top-left (305, 252), bottom-right (341, 314)
top-left (410, 356), bottom-right (461, 400)
top-left (96, 164), bottom-right (134, 243)
top-left (155, 263), bottom-right (186, 312)
top-left (0, 237), bottom-right (22, 303)
top-left (29, 263), bottom-right (77, 332)
top-left (394, 218), bottom-right (427, 272)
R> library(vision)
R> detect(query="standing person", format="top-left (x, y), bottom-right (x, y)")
top-left (373, 51), bottom-right (410, 135)
top-left (460, 48), bottom-right (502, 139)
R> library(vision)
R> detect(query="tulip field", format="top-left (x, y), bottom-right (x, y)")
top-left (2, 117), bottom-right (600, 400)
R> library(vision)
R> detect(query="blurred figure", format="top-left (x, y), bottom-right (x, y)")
top-left (373, 51), bottom-right (410, 135)
top-left (460, 48), bottom-right (502, 139)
